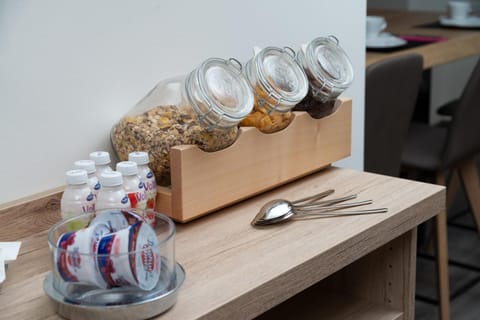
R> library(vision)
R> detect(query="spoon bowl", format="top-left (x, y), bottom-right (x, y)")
top-left (251, 199), bottom-right (295, 226)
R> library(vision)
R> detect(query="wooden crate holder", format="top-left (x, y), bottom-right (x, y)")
top-left (156, 98), bottom-right (352, 222)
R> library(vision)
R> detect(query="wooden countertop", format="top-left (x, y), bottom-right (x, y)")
top-left (0, 167), bottom-right (445, 319)
top-left (367, 9), bottom-right (480, 69)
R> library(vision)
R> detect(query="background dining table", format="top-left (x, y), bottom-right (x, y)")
top-left (366, 9), bottom-right (480, 69)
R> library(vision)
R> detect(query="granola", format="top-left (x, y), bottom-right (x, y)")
top-left (111, 105), bottom-right (238, 186)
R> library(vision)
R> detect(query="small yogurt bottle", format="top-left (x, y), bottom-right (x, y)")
top-left (89, 151), bottom-right (113, 179)
top-left (116, 161), bottom-right (150, 224)
top-left (129, 152), bottom-right (157, 225)
top-left (96, 171), bottom-right (131, 211)
top-left (73, 160), bottom-right (101, 197)
top-left (61, 170), bottom-right (96, 221)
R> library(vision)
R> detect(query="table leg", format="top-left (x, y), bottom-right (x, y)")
top-left (436, 172), bottom-right (450, 320)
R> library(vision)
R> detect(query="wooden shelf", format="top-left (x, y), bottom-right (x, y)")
top-left (256, 229), bottom-right (414, 320)
top-left (258, 290), bottom-right (403, 320)
top-left (156, 98), bottom-right (352, 222)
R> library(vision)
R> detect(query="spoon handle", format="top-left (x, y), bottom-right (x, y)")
top-left (293, 208), bottom-right (388, 219)
top-left (291, 189), bottom-right (335, 205)
top-left (295, 194), bottom-right (358, 209)
top-left (295, 200), bottom-right (373, 212)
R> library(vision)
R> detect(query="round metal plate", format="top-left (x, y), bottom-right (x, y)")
top-left (44, 263), bottom-right (185, 320)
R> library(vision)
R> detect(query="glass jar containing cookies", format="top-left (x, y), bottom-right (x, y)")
top-left (111, 58), bottom-right (254, 186)
top-left (294, 36), bottom-right (354, 119)
top-left (240, 46), bottom-right (308, 133)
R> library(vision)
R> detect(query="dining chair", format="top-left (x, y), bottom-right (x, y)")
top-left (401, 58), bottom-right (480, 231)
top-left (401, 58), bottom-right (480, 320)
top-left (365, 53), bottom-right (451, 320)
top-left (364, 53), bottom-right (423, 177)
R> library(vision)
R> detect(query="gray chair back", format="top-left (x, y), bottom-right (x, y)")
top-left (364, 54), bottom-right (423, 177)
top-left (443, 59), bottom-right (480, 167)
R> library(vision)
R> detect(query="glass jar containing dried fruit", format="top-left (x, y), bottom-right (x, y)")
top-left (240, 47), bottom-right (308, 133)
top-left (294, 36), bottom-right (354, 119)
top-left (111, 58), bottom-right (254, 186)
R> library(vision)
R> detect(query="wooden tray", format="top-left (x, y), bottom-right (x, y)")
top-left (156, 98), bottom-right (352, 222)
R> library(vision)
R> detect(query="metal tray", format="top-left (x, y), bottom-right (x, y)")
top-left (44, 262), bottom-right (185, 320)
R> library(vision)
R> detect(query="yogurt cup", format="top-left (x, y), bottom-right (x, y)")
top-left (55, 222), bottom-right (111, 287)
top-left (92, 209), bottom-right (143, 233)
top-left (96, 221), bottom-right (160, 290)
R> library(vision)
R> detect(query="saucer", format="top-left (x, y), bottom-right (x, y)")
top-left (439, 15), bottom-right (480, 27)
top-left (366, 33), bottom-right (407, 49)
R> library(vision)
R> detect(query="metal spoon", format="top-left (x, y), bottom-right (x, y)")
top-left (252, 189), bottom-right (338, 225)
top-left (251, 191), bottom-right (387, 226)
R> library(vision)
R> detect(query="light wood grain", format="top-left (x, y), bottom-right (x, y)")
top-left (0, 192), bottom-right (61, 242)
top-left (257, 289), bottom-right (403, 320)
top-left (162, 168), bottom-right (444, 319)
top-left (156, 98), bottom-right (351, 222)
top-left (0, 186), bottom-right (64, 211)
top-left (0, 167), bottom-right (445, 320)
top-left (366, 10), bottom-right (480, 69)
top-left (258, 231), bottom-right (416, 320)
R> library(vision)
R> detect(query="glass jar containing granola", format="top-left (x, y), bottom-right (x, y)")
top-left (240, 47), bottom-right (308, 133)
top-left (294, 36), bottom-right (354, 119)
top-left (111, 58), bottom-right (254, 186)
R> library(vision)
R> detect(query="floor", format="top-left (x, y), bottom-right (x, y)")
top-left (415, 168), bottom-right (480, 319)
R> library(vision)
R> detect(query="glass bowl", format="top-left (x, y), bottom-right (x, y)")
top-left (46, 208), bottom-right (176, 306)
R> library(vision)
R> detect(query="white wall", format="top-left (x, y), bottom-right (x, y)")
top-left (0, 0), bottom-right (367, 205)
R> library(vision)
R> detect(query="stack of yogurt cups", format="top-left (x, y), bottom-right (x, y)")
top-left (54, 209), bottom-right (161, 290)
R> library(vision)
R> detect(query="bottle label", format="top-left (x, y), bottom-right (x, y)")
top-left (62, 193), bottom-right (96, 219)
top-left (140, 170), bottom-right (157, 227)
top-left (94, 182), bottom-right (101, 191)
top-left (121, 195), bottom-right (129, 204)
top-left (82, 203), bottom-right (96, 214)
top-left (127, 191), bottom-right (147, 210)
top-left (143, 180), bottom-right (155, 193)
top-left (143, 171), bottom-right (157, 210)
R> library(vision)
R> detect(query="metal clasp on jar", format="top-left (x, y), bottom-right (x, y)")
top-left (228, 58), bottom-right (243, 73)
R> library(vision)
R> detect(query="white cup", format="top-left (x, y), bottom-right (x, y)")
top-left (448, 1), bottom-right (472, 20)
top-left (366, 16), bottom-right (387, 39)
top-left (54, 222), bottom-right (111, 287)
top-left (96, 221), bottom-right (160, 290)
